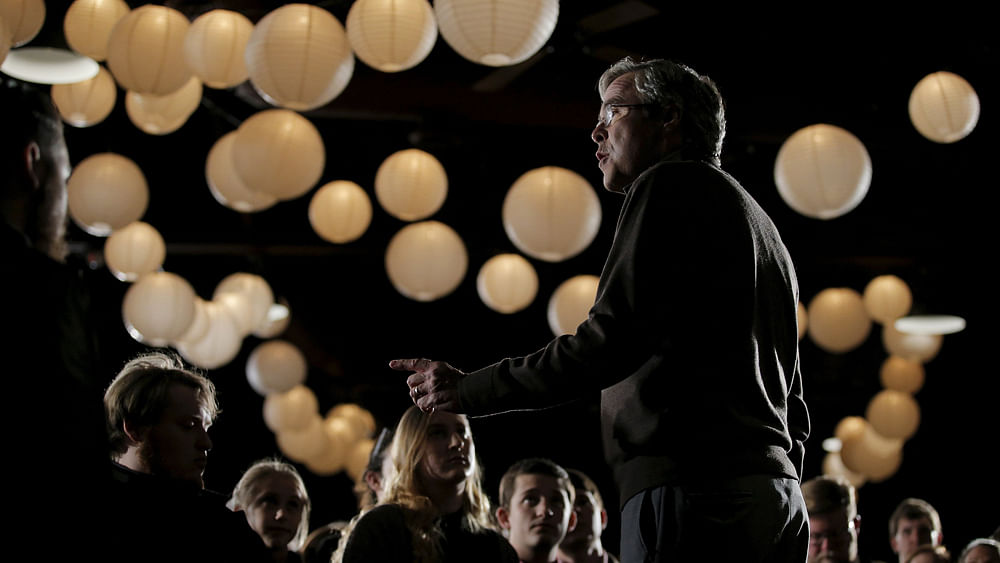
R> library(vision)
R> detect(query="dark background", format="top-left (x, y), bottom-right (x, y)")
top-left (23, 1), bottom-right (998, 560)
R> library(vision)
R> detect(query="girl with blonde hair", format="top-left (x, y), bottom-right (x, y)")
top-left (229, 458), bottom-right (311, 563)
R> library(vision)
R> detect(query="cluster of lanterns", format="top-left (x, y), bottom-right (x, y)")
top-left (798, 275), bottom-right (964, 486)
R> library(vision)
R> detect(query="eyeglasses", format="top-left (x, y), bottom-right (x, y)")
top-left (596, 103), bottom-right (656, 128)
top-left (808, 520), bottom-right (856, 547)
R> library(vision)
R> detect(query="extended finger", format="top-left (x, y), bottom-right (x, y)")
top-left (389, 358), bottom-right (431, 372)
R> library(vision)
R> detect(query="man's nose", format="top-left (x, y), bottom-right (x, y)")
top-left (535, 499), bottom-right (555, 517)
top-left (448, 432), bottom-right (464, 450)
top-left (592, 122), bottom-right (606, 143)
top-left (197, 428), bottom-right (213, 451)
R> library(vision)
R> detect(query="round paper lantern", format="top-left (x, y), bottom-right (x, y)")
top-left (1, 17), bottom-right (11, 66)
top-left (880, 355), bottom-right (925, 394)
top-left (231, 109), bottom-right (326, 201)
top-left (304, 417), bottom-right (354, 475)
top-left (882, 325), bottom-right (942, 364)
top-left (345, 438), bottom-right (376, 481)
top-left (106, 5), bottom-right (193, 96)
top-left (213, 272), bottom-right (274, 335)
top-left (796, 301), bottom-right (808, 341)
top-left (838, 421), bottom-right (903, 482)
top-left (245, 3), bottom-right (354, 110)
top-left (276, 414), bottom-right (328, 463)
top-left (434, 0), bottom-right (558, 67)
top-left (253, 299), bottom-right (291, 339)
top-left (50, 65), bottom-right (117, 127)
top-left (125, 76), bottom-right (203, 135)
top-left (246, 340), bottom-right (308, 396)
top-left (807, 288), bottom-right (872, 353)
top-left (327, 403), bottom-right (376, 443)
top-left (0, 0), bottom-right (44, 47)
top-left (863, 275), bottom-right (912, 324)
top-left (866, 389), bottom-right (920, 441)
top-left (67, 153), bottom-right (149, 236)
top-left (205, 132), bottom-right (277, 213)
top-left (63, 0), bottom-right (130, 61)
top-left (103, 221), bottom-right (165, 281)
top-left (834, 416), bottom-right (867, 445)
top-left (774, 124), bottom-right (872, 219)
top-left (503, 166), bottom-right (602, 262)
top-left (173, 297), bottom-right (210, 346)
top-left (476, 253), bottom-right (538, 314)
top-left (346, 0), bottom-right (437, 72)
top-left (184, 9), bottom-right (253, 89)
top-left (909, 71), bottom-right (979, 143)
top-left (122, 271), bottom-right (196, 346)
top-left (309, 181), bottom-right (373, 243)
top-left (385, 221), bottom-right (468, 302)
top-left (821, 451), bottom-right (867, 489)
top-left (263, 384), bottom-right (319, 433)
top-left (175, 300), bottom-right (243, 369)
top-left (374, 148), bottom-right (448, 221)
top-left (548, 274), bottom-right (599, 337)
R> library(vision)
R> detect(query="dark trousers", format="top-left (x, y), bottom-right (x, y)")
top-left (619, 475), bottom-right (809, 563)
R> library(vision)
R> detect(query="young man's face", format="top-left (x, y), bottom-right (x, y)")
top-left (559, 488), bottom-right (605, 551)
top-left (137, 384), bottom-right (213, 487)
top-left (807, 507), bottom-right (858, 563)
top-left (891, 516), bottom-right (938, 561)
top-left (498, 473), bottom-right (576, 561)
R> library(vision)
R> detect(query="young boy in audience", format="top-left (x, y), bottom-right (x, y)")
top-left (497, 458), bottom-right (577, 563)
top-left (557, 468), bottom-right (619, 563)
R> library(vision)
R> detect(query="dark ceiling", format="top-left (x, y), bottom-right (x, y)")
top-left (24, 1), bottom-right (998, 557)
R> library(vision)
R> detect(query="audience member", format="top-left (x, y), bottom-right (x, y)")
top-left (557, 468), bottom-right (619, 563)
top-left (335, 406), bottom-right (517, 563)
top-left (906, 544), bottom-right (950, 563)
top-left (497, 458), bottom-right (577, 563)
top-left (229, 458), bottom-right (311, 563)
top-left (801, 475), bottom-right (871, 563)
top-left (354, 427), bottom-right (395, 511)
top-left (890, 498), bottom-right (944, 563)
top-left (104, 351), bottom-right (270, 563)
top-left (301, 522), bottom-right (348, 563)
top-left (957, 539), bottom-right (1000, 563)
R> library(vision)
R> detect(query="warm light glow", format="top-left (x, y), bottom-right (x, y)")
top-left (122, 271), bottom-right (196, 346)
top-left (103, 221), bottom-right (166, 282)
top-left (1, 47), bottom-right (99, 84)
top-left (774, 124), bottom-right (871, 219)
top-left (327, 403), bottom-right (376, 443)
top-left (184, 9), bottom-right (253, 89)
top-left (807, 288), bottom-right (872, 353)
top-left (346, 0), bottom-right (437, 72)
top-left (882, 324), bottom-right (942, 364)
top-left (252, 300), bottom-right (291, 339)
top-left (0, 0), bottom-right (45, 47)
top-left (263, 385), bottom-right (320, 433)
top-left (246, 340), bottom-right (308, 396)
top-left (385, 221), bottom-right (468, 302)
top-left (66, 152), bottom-right (149, 237)
top-left (879, 355), bottom-right (925, 394)
top-left (50, 65), bottom-right (117, 127)
top-left (1, 18), bottom-right (11, 66)
top-left (63, 0), bottom-right (130, 61)
top-left (821, 451), bottom-right (867, 489)
top-left (231, 109), bottom-right (326, 201)
top-left (894, 315), bottom-right (966, 336)
top-left (838, 419), bottom-right (903, 482)
top-left (434, 0), bottom-right (558, 67)
top-left (213, 272), bottom-right (275, 336)
top-left (909, 71), bottom-right (979, 143)
top-left (866, 389), bottom-right (920, 440)
top-left (125, 76), bottom-right (203, 135)
top-left (797, 301), bottom-right (807, 341)
top-left (862, 275), bottom-right (912, 324)
top-left (276, 415), bottom-right (328, 463)
top-left (175, 300), bottom-right (243, 369)
top-left (547, 274), bottom-right (599, 337)
top-left (476, 253), bottom-right (538, 314)
top-left (345, 438), bottom-right (376, 481)
top-left (309, 181), bottom-right (373, 243)
top-left (205, 132), bottom-right (278, 213)
top-left (374, 148), bottom-right (448, 221)
top-left (106, 5), bottom-right (193, 96)
top-left (305, 418), bottom-right (353, 475)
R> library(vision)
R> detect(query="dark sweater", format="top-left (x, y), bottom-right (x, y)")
top-left (459, 156), bottom-right (809, 507)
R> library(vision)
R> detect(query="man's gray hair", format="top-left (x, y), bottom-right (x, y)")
top-left (598, 57), bottom-right (726, 166)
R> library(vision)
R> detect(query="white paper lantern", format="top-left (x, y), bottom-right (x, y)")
top-left (50, 65), bottom-right (117, 127)
top-left (175, 300), bottom-right (243, 369)
top-left (245, 3), bottom-right (354, 110)
top-left (309, 181), bottom-right (373, 243)
top-left (866, 389), bottom-right (920, 441)
top-left (305, 417), bottom-right (354, 475)
top-left (385, 221), bottom-right (468, 302)
top-left (796, 301), bottom-right (808, 341)
top-left (205, 132), bottom-right (278, 213)
top-left (327, 403), bottom-right (376, 443)
top-left (863, 275), bottom-right (912, 324)
top-left (807, 288), bottom-right (872, 354)
top-left (184, 9), bottom-right (253, 89)
top-left (246, 340), bottom-right (308, 396)
top-left (879, 355), bottom-right (925, 394)
top-left (263, 384), bottom-right (319, 433)
top-left (821, 451), bottom-right (868, 489)
top-left (125, 76), bottom-right (202, 135)
top-left (345, 438), bottom-right (376, 481)
top-left (834, 416), bottom-right (867, 445)
top-left (882, 325), bottom-right (942, 364)
top-left (894, 315), bottom-right (966, 336)
top-left (374, 148), bottom-right (448, 221)
top-left (547, 274), bottom-right (599, 337)
top-left (67, 153), bottom-right (149, 237)
top-left (909, 71), bottom-right (979, 143)
top-left (173, 297), bottom-right (210, 347)
top-left (122, 271), bottom-right (196, 346)
top-left (774, 124), bottom-right (871, 219)
top-left (476, 253), bottom-right (538, 314)
top-left (213, 272), bottom-right (274, 335)
top-left (103, 221), bottom-right (165, 282)
top-left (838, 420), bottom-right (903, 482)
top-left (63, 0), bottom-right (130, 61)
top-left (346, 0), bottom-right (437, 72)
top-left (276, 414), bottom-right (328, 463)
top-left (434, 0), bottom-right (558, 67)
top-left (0, 0), bottom-right (45, 47)
top-left (231, 109), bottom-right (326, 201)
top-left (253, 300), bottom-right (291, 339)
top-left (106, 5), bottom-right (193, 96)
top-left (503, 166), bottom-right (602, 262)
top-left (1, 17), bottom-right (11, 66)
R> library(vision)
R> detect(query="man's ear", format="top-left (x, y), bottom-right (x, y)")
top-left (661, 105), bottom-right (681, 132)
top-left (122, 418), bottom-right (147, 446)
top-left (566, 509), bottom-right (578, 533)
top-left (496, 506), bottom-right (510, 529)
top-left (600, 508), bottom-right (608, 531)
top-left (23, 141), bottom-right (43, 190)
top-left (363, 469), bottom-right (382, 493)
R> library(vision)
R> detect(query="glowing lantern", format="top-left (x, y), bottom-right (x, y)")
top-left (1, 17), bottom-right (10, 65)
top-left (863, 275), bottom-right (912, 324)
top-left (305, 417), bottom-right (354, 475)
top-left (821, 451), bottom-right (867, 489)
top-left (797, 301), bottom-right (808, 341)
top-left (327, 404), bottom-right (376, 443)
top-left (103, 221), bottom-right (165, 282)
top-left (374, 148), bottom-right (448, 221)
top-left (866, 390), bottom-right (920, 441)
top-left (122, 271), bottom-right (196, 346)
top-left (245, 3), bottom-right (354, 110)
top-left (774, 124), bottom-right (871, 219)
top-left (253, 299), bottom-right (291, 339)
top-left (385, 221), bottom-right (468, 302)
top-left (66, 152), bottom-right (149, 237)
top-left (838, 420), bottom-right (903, 482)
top-left (346, 0), bottom-right (437, 72)
top-left (213, 272), bottom-right (274, 335)
top-left (548, 274), bottom-right (599, 337)
top-left (345, 438), bottom-right (376, 481)
top-left (0, 0), bottom-right (44, 47)
top-left (263, 385), bottom-right (319, 433)
top-left (231, 109), bottom-right (326, 201)
top-left (308, 181), bottom-right (373, 244)
top-left (882, 325), bottom-right (942, 364)
top-left (434, 0), bottom-right (558, 67)
top-left (184, 9), bottom-right (253, 89)
top-left (807, 288), bottom-right (872, 353)
top-left (50, 65), bottom-right (117, 127)
top-left (909, 71), bottom-right (979, 143)
top-left (476, 253), bottom-right (538, 314)
top-left (173, 297), bottom-right (210, 347)
top-left (106, 5), bottom-right (193, 96)
top-left (175, 300), bottom-right (243, 369)
top-left (879, 355), bottom-right (925, 394)
top-left (125, 76), bottom-right (202, 135)
top-left (205, 132), bottom-right (277, 213)
top-left (834, 416), bottom-right (867, 445)
top-left (63, 0), bottom-right (130, 61)
top-left (503, 166), bottom-right (602, 262)
top-left (246, 340), bottom-right (308, 396)
top-left (276, 414), bottom-right (327, 463)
